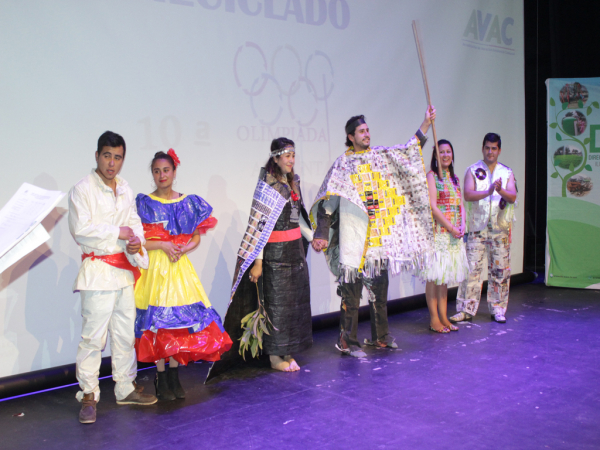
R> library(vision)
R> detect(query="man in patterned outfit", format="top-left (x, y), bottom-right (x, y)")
top-left (450, 133), bottom-right (517, 324)
top-left (311, 107), bottom-right (436, 357)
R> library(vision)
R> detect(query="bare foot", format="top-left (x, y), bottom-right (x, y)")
top-left (270, 355), bottom-right (292, 372)
top-left (284, 355), bottom-right (300, 371)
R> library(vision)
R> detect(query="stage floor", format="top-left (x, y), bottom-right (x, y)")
top-left (1, 282), bottom-right (598, 450)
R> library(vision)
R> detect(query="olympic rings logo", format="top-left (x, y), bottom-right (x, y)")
top-left (233, 42), bottom-right (334, 127)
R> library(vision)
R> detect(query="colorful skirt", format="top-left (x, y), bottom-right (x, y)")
top-left (418, 232), bottom-right (470, 286)
top-left (134, 249), bottom-right (232, 365)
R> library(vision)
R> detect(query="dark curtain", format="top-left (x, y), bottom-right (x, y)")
top-left (523, 0), bottom-right (600, 273)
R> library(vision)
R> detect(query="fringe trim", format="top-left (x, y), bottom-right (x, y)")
top-left (335, 251), bottom-right (433, 282)
top-left (386, 252), bottom-right (432, 276)
top-left (336, 265), bottom-right (362, 283)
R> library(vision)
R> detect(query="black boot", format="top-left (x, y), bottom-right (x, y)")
top-left (155, 371), bottom-right (175, 401)
top-left (167, 366), bottom-right (185, 399)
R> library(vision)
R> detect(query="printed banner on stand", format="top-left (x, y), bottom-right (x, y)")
top-left (546, 77), bottom-right (600, 288)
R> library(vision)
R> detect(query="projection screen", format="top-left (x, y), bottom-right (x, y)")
top-left (0, 0), bottom-right (525, 377)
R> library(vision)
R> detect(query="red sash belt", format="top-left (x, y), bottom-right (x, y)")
top-left (143, 223), bottom-right (191, 245)
top-left (142, 217), bottom-right (217, 246)
top-left (267, 227), bottom-right (301, 243)
top-left (82, 252), bottom-right (141, 284)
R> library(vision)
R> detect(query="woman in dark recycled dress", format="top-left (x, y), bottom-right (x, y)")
top-left (211, 137), bottom-right (313, 376)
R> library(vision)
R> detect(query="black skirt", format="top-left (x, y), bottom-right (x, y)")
top-left (262, 236), bottom-right (312, 355)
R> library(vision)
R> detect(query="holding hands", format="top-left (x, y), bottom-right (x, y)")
top-left (250, 237), bottom-right (328, 283)
top-left (311, 238), bottom-right (328, 252)
top-left (119, 226), bottom-right (134, 241)
top-left (120, 227), bottom-right (142, 255)
top-left (126, 236), bottom-right (142, 255)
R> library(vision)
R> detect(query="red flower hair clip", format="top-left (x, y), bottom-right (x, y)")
top-left (167, 148), bottom-right (181, 168)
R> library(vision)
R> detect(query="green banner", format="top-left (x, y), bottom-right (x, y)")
top-left (546, 77), bottom-right (600, 288)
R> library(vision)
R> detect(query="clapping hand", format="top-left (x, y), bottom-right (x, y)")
top-left (493, 179), bottom-right (503, 192)
top-left (488, 179), bottom-right (502, 196)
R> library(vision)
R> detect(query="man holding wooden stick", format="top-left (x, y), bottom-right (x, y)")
top-left (310, 107), bottom-right (436, 357)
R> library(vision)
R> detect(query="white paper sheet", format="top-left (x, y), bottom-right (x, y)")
top-left (0, 183), bottom-right (65, 273)
top-left (0, 223), bottom-right (51, 274)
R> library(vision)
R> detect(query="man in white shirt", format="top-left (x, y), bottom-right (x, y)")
top-left (68, 131), bottom-right (156, 424)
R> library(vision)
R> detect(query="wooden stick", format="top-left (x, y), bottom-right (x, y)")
top-left (412, 20), bottom-right (442, 180)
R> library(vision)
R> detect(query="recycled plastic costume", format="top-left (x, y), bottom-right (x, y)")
top-left (134, 194), bottom-right (232, 364)
top-left (418, 170), bottom-right (469, 285)
top-left (312, 129), bottom-right (435, 349)
top-left (207, 165), bottom-right (312, 381)
top-left (456, 161), bottom-right (517, 317)
top-left (69, 169), bottom-right (149, 403)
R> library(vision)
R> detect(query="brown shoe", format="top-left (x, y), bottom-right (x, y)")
top-left (133, 381), bottom-right (144, 393)
top-left (79, 393), bottom-right (96, 424)
top-left (116, 388), bottom-right (157, 406)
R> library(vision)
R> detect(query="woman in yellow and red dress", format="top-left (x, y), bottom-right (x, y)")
top-left (134, 149), bottom-right (232, 400)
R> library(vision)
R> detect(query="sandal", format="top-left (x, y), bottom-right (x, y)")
top-left (449, 312), bottom-right (472, 323)
top-left (429, 325), bottom-right (450, 334)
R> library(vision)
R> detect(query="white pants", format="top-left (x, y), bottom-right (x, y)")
top-left (76, 286), bottom-right (136, 402)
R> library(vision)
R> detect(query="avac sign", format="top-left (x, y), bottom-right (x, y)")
top-left (462, 9), bottom-right (515, 55)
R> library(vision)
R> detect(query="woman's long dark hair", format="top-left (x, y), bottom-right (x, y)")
top-left (430, 139), bottom-right (458, 186)
top-left (265, 137), bottom-right (298, 193)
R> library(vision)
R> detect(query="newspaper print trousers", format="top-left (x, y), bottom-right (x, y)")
top-left (456, 223), bottom-right (511, 316)
top-left (338, 270), bottom-right (391, 347)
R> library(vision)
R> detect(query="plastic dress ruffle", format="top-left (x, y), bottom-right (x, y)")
top-left (418, 232), bottom-right (470, 285)
top-left (134, 194), bottom-right (232, 365)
